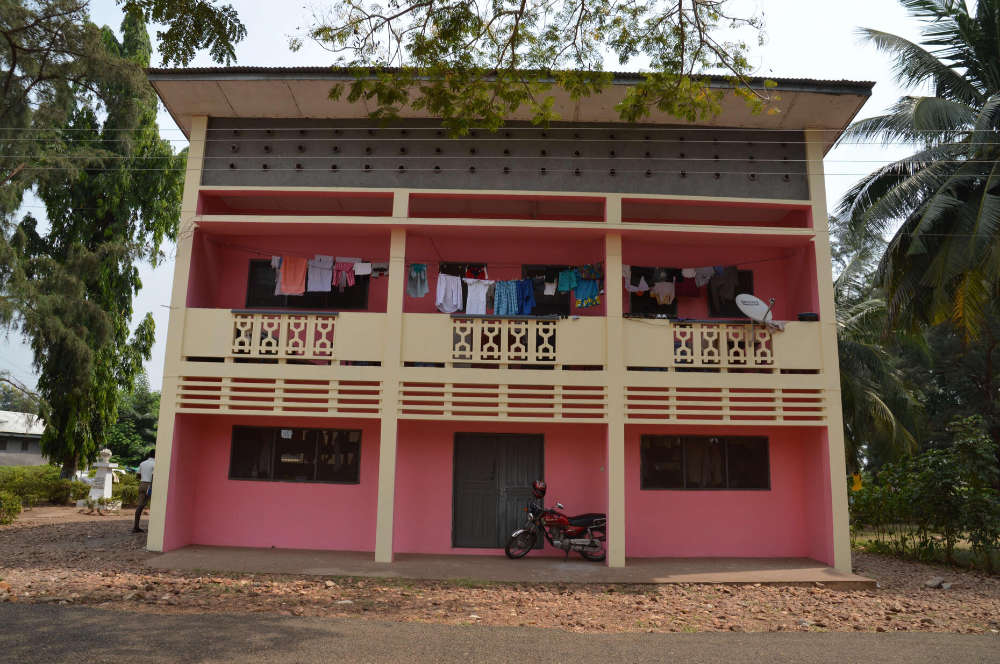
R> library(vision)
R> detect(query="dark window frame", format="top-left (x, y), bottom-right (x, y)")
top-left (522, 264), bottom-right (572, 316)
top-left (707, 270), bottom-right (754, 318)
top-left (628, 266), bottom-right (679, 317)
top-left (228, 425), bottom-right (362, 485)
top-left (639, 434), bottom-right (770, 490)
top-left (245, 259), bottom-right (371, 311)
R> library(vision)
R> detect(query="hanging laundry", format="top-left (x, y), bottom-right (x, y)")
top-left (575, 279), bottom-right (601, 308)
top-left (371, 262), bottom-right (389, 277)
top-left (579, 263), bottom-right (603, 280)
top-left (675, 276), bottom-right (699, 298)
top-left (517, 278), bottom-right (536, 315)
top-left (277, 256), bottom-right (308, 296)
top-left (333, 262), bottom-right (356, 292)
top-left (625, 275), bottom-right (650, 294)
top-left (681, 268), bottom-right (697, 279)
top-left (271, 256), bottom-right (283, 295)
top-left (306, 255), bottom-right (334, 292)
top-left (336, 256), bottom-right (363, 264)
top-left (649, 279), bottom-right (676, 306)
top-left (694, 266), bottom-right (715, 288)
top-left (709, 266), bottom-right (740, 312)
top-left (407, 264), bottom-right (429, 297)
top-left (622, 264), bottom-right (632, 283)
top-left (543, 282), bottom-right (557, 296)
top-left (557, 268), bottom-right (579, 293)
top-left (353, 262), bottom-right (372, 276)
top-left (464, 265), bottom-right (489, 280)
top-left (463, 278), bottom-right (495, 315)
top-left (493, 281), bottom-right (519, 316)
top-left (436, 273), bottom-right (463, 313)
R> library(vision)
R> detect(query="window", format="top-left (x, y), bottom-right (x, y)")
top-left (0, 438), bottom-right (6, 451)
top-left (245, 259), bottom-right (370, 310)
top-left (640, 435), bottom-right (769, 489)
top-left (229, 426), bottom-right (361, 484)
top-left (708, 270), bottom-right (754, 318)
top-left (522, 265), bottom-right (571, 316)
top-left (629, 266), bottom-right (678, 316)
top-left (21, 439), bottom-right (30, 451)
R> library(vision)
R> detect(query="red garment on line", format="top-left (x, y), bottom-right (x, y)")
top-left (277, 256), bottom-right (308, 295)
top-left (333, 262), bottom-right (356, 292)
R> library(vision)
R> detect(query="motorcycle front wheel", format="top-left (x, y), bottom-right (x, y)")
top-left (504, 530), bottom-right (537, 559)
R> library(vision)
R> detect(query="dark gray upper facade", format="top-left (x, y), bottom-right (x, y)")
top-left (201, 118), bottom-right (809, 200)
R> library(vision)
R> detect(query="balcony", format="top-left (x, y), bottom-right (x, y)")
top-left (172, 309), bottom-right (827, 424)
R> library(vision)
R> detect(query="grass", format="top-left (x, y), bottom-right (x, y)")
top-left (852, 529), bottom-right (1000, 575)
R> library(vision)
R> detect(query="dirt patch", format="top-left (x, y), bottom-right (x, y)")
top-left (1, 507), bottom-right (998, 634)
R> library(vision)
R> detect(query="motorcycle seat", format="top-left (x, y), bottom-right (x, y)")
top-left (567, 513), bottom-right (606, 527)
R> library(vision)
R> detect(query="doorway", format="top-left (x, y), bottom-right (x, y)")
top-left (452, 433), bottom-right (544, 548)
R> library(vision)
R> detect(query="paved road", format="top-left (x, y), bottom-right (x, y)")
top-left (0, 604), bottom-right (996, 663)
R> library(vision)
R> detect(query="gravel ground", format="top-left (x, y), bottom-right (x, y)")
top-left (1, 507), bottom-right (998, 634)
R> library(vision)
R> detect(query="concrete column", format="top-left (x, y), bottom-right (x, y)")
top-left (146, 116), bottom-right (207, 552)
top-left (804, 129), bottom-right (851, 572)
top-left (604, 232), bottom-right (627, 568)
top-left (374, 227), bottom-right (407, 562)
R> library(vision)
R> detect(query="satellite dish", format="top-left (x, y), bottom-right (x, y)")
top-left (735, 293), bottom-right (774, 323)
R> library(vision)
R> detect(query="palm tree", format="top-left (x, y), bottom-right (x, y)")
top-left (833, 221), bottom-right (922, 471)
top-left (837, 0), bottom-right (1000, 337)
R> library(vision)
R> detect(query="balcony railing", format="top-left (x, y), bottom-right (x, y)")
top-left (231, 311), bottom-right (337, 360)
top-left (671, 322), bottom-right (774, 369)
top-left (451, 316), bottom-right (558, 365)
top-left (181, 309), bottom-right (823, 374)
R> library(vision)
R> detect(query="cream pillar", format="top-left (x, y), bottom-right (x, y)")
top-left (374, 225), bottom-right (407, 562)
top-left (604, 228), bottom-right (627, 568)
top-left (804, 129), bottom-right (852, 572)
top-left (147, 116), bottom-right (207, 552)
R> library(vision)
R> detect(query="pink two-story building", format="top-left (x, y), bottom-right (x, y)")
top-left (146, 68), bottom-right (871, 571)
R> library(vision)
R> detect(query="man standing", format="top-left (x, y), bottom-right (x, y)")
top-left (133, 450), bottom-right (155, 533)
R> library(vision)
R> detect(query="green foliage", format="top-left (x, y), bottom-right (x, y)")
top-left (0, 381), bottom-right (39, 413)
top-left (299, 1), bottom-right (773, 133)
top-left (0, 490), bottom-right (21, 525)
top-left (118, 0), bottom-right (245, 66)
top-left (113, 473), bottom-right (140, 507)
top-left (4, 11), bottom-right (183, 476)
top-left (836, 0), bottom-right (1000, 337)
top-left (0, 465), bottom-right (93, 505)
top-left (107, 373), bottom-right (158, 468)
top-left (851, 416), bottom-right (1000, 571)
top-left (0, 1), bottom-right (243, 477)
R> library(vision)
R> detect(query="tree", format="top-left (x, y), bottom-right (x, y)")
top-left (1, 1), bottom-right (244, 473)
top-left (833, 218), bottom-right (922, 472)
top-left (106, 371), bottom-right (159, 467)
top-left (5, 10), bottom-right (182, 475)
top-left (296, 0), bottom-right (774, 133)
top-left (0, 379), bottom-right (38, 412)
top-left (836, 0), bottom-right (1000, 337)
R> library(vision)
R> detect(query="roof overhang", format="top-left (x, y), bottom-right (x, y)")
top-left (148, 68), bottom-right (874, 153)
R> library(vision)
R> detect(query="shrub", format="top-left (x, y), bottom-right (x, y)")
top-left (850, 415), bottom-right (1000, 571)
top-left (0, 465), bottom-right (61, 504)
top-left (0, 490), bottom-right (21, 525)
top-left (114, 482), bottom-right (140, 507)
top-left (47, 478), bottom-right (91, 505)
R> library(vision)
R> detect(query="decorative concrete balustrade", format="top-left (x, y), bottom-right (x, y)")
top-left (231, 311), bottom-right (337, 361)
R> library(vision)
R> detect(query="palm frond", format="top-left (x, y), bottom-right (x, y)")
top-left (856, 27), bottom-right (985, 105)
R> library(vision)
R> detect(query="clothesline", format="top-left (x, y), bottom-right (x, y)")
top-left (205, 235), bottom-right (797, 271)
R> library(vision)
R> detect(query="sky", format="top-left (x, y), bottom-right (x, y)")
top-left (0, 0), bottom-right (924, 393)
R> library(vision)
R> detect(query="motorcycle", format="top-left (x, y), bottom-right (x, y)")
top-left (504, 498), bottom-right (607, 562)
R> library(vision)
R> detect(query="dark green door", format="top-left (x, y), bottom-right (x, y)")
top-left (452, 433), bottom-right (544, 548)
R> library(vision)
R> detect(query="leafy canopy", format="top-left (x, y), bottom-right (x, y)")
top-left (836, 0), bottom-right (1000, 337)
top-left (295, 0), bottom-right (775, 133)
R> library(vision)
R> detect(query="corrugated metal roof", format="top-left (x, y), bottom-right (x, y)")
top-left (146, 66), bottom-right (874, 94)
top-left (0, 410), bottom-right (45, 436)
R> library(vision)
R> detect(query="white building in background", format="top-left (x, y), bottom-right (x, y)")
top-left (0, 410), bottom-right (46, 466)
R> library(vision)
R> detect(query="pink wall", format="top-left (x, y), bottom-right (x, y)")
top-left (803, 430), bottom-right (834, 563)
top-left (624, 424), bottom-right (833, 562)
top-left (403, 232), bottom-right (607, 316)
top-left (622, 238), bottom-right (818, 320)
top-left (186, 230), bottom-right (391, 312)
top-left (162, 414), bottom-right (380, 552)
top-left (393, 421), bottom-right (608, 555)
